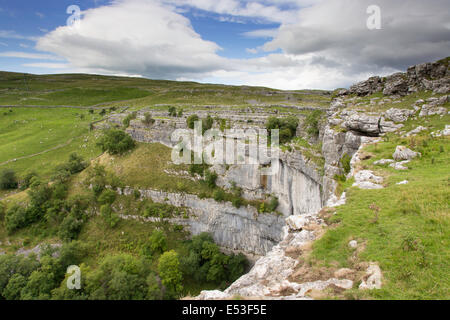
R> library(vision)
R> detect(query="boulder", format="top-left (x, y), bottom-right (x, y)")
top-left (359, 263), bottom-right (383, 290)
top-left (384, 108), bottom-right (415, 122)
top-left (392, 146), bottom-right (420, 161)
top-left (373, 159), bottom-right (394, 165)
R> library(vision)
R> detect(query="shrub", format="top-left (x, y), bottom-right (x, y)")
top-left (0, 169), bottom-right (18, 190)
top-left (4, 205), bottom-right (29, 233)
top-left (186, 114), bottom-right (199, 129)
top-left (19, 172), bottom-right (38, 190)
top-left (305, 110), bottom-right (323, 138)
top-left (232, 197), bottom-right (243, 208)
top-left (168, 106), bottom-right (177, 117)
top-left (266, 116), bottom-right (299, 144)
top-left (100, 204), bottom-right (119, 228)
top-left (97, 129), bottom-right (136, 155)
top-left (97, 189), bottom-right (116, 205)
top-left (141, 112), bottom-right (155, 126)
top-left (204, 171), bottom-right (217, 189)
top-left (267, 197), bottom-right (279, 212)
top-left (122, 112), bottom-right (137, 128)
top-left (340, 153), bottom-right (352, 175)
top-left (202, 115), bottom-right (214, 133)
top-left (148, 230), bottom-right (167, 254)
top-left (213, 189), bottom-right (225, 202)
top-left (58, 214), bottom-right (84, 241)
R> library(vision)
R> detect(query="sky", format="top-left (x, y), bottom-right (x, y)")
top-left (0, 0), bottom-right (449, 90)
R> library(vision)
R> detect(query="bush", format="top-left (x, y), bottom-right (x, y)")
top-left (142, 112), bottom-right (155, 126)
top-left (100, 204), bottom-right (120, 228)
top-left (267, 197), bottom-right (279, 212)
top-left (19, 172), bottom-right (38, 190)
top-left (305, 110), bottom-right (323, 138)
top-left (97, 129), bottom-right (136, 155)
top-left (148, 230), bottom-right (167, 254)
top-left (340, 153), bottom-right (352, 175)
top-left (213, 189), bottom-right (225, 202)
top-left (202, 115), bottom-right (214, 133)
top-left (4, 205), bottom-right (29, 233)
top-left (266, 116), bottom-right (299, 144)
top-left (0, 169), bottom-right (18, 190)
top-left (122, 112), bottom-right (137, 128)
top-left (168, 106), bottom-right (177, 117)
top-left (204, 171), bottom-right (217, 189)
top-left (58, 214), bottom-right (84, 241)
top-left (97, 189), bottom-right (117, 205)
top-left (186, 114), bottom-right (199, 129)
top-left (232, 197), bottom-right (243, 208)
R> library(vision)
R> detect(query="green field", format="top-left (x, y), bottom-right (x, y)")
top-left (0, 71), bottom-right (331, 109)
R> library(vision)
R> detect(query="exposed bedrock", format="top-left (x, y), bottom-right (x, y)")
top-left (118, 187), bottom-right (285, 256)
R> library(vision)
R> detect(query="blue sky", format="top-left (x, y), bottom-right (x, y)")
top-left (0, 0), bottom-right (448, 90)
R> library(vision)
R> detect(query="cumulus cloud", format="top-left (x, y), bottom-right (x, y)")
top-left (37, 0), bottom-right (227, 79)
top-left (33, 0), bottom-right (450, 90)
top-left (265, 0), bottom-right (450, 73)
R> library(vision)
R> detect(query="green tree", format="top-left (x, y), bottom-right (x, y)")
top-left (0, 169), bottom-right (18, 190)
top-left (142, 112), bottom-right (155, 126)
top-left (98, 189), bottom-right (117, 205)
top-left (100, 204), bottom-right (120, 228)
top-left (97, 129), bottom-right (136, 155)
top-left (158, 250), bottom-right (183, 298)
top-left (3, 274), bottom-right (27, 300)
top-left (148, 230), bottom-right (168, 254)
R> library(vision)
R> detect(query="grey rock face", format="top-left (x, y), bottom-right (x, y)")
top-left (349, 76), bottom-right (384, 96)
top-left (119, 187), bottom-right (285, 255)
top-left (383, 73), bottom-right (408, 96)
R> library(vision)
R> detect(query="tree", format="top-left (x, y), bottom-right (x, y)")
top-left (3, 274), bottom-right (27, 300)
top-left (100, 204), bottom-right (120, 228)
top-left (305, 110), bottom-right (323, 138)
top-left (148, 230), bottom-right (167, 254)
top-left (97, 129), bottom-right (136, 155)
top-left (86, 254), bottom-right (149, 300)
top-left (158, 250), bottom-right (183, 298)
top-left (58, 214), bottom-right (84, 241)
top-left (0, 169), bottom-right (18, 190)
top-left (168, 106), bottom-right (177, 117)
top-left (98, 189), bottom-right (117, 205)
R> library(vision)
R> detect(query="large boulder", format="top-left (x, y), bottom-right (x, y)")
top-left (392, 146), bottom-right (420, 161)
top-left (343, 114), bottom-right (403, 136)
top-left (384, 108), bottom-right (415, 122)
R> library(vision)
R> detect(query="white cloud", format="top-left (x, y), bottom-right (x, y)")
top-left (241, 28), bottom-right (278, 38)
top-left (22, 62), bottom-right (69, 69)
top-left (264, 0), bottom-right (450, 72)
top-left (0, 30), bottom-right (37, 41)
top-left (0, 51), bottom-right (63, 60)
top-left (32, 0), bottom-right (450, 90)
top-left (37, 0), bottom-right (226, 79)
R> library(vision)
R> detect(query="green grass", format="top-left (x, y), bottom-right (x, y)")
top-left (0, 71), bottom-right (330, 109)
top-left (312, 113), bottom-right (450, 299)
top-left (0, 108), bottom-right (103, 182)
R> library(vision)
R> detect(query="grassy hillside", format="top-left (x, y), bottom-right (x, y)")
top-left (310, 97), bottom-right (450, 299)
top-left (0, 71), bottom-right (330, 108)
